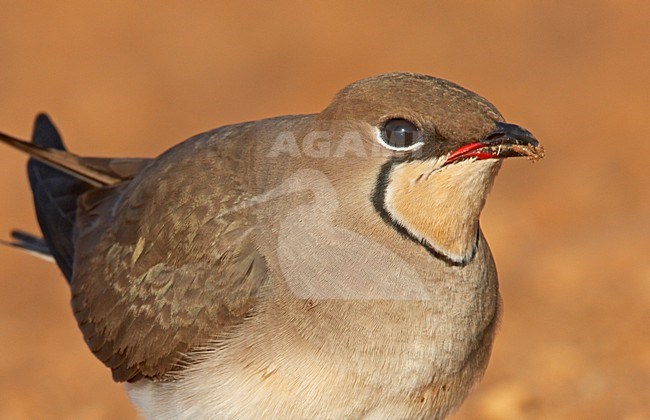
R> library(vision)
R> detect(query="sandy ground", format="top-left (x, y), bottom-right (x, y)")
top-left (0, 1), bottom-right (648, 418)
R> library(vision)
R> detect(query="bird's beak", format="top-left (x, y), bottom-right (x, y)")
top-left (444, 122), bottom-right (544, 165)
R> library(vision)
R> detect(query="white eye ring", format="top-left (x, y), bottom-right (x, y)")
top-left (374, 127), bottom-right (425, 152)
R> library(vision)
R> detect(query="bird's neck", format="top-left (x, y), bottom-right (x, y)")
top-left (383, 158), bottom-right (501, 263)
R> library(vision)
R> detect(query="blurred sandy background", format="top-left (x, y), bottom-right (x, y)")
top-left (0, 1), bottom-right (648, 419)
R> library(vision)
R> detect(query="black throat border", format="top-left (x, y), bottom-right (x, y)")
top-left (371, 157), bottom-right (478, 267)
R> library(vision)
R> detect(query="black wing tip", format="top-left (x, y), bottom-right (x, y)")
top-left (32, 113), bottom-right (65, 150)
top-left (35, 112), bottom-right (52, 124)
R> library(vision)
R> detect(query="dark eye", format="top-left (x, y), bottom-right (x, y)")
top-left (380, 118), bottom-right (424, 150)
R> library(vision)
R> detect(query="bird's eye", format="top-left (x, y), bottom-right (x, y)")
top-left (379, 118), bottom-right (424, 151)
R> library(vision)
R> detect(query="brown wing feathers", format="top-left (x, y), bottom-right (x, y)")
top-left (2, 115), bottom-right (267, 381)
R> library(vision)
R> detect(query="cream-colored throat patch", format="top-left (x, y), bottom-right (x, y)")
top-left (383, 157), bottom-right (501, 263)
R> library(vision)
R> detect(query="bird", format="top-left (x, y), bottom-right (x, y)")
top-left (0, 72), bottom-right (544, 419)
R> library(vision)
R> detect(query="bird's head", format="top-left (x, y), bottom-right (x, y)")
top-left (313, 72), bottom-right (544, 264)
